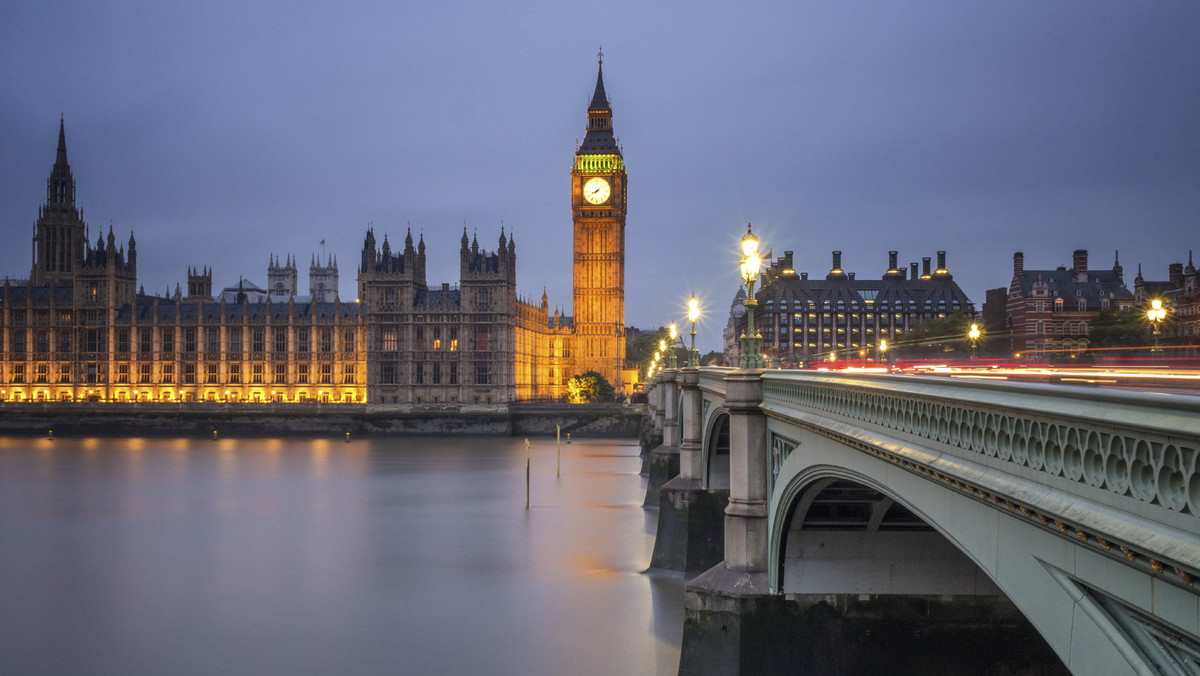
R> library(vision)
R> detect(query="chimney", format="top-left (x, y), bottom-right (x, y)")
top-left (1013, 252), bottom-right (1024, 276)
top-left (800, 272), bottom-right (808, 280)
top-left (827, 251), bottom-right (847, 280)
top-left (1073, 249), bottom-right (1088, 275)
top-left (922, 257), bottom-right (931, 278)
top-left (784, 251), bottom-right (794, 269)
top-left (910, 262), bottom-right (918, 279)
top-left (1170, 263), bottom-right (1184, 289)
top-left (888, 251), bottom-right (898, 271)
top-left (848, 272), bottom-right (855, 280)
top-left (936, 251), bottom-right (947, 273)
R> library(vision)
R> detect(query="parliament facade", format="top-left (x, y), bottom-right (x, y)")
top-left (0, 62), bottom-right (628, 405)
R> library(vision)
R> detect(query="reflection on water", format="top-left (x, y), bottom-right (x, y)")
top-left (0, 436), bottom-right (683, 675)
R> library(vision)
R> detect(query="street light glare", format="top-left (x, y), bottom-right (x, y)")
top-left (740, 223), bottom-right (758, 258)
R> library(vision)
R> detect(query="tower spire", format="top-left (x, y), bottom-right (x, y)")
top-left (589, 48), bottom-right (611, 113)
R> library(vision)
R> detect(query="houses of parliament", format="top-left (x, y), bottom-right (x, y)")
top-left (0, 62), bottom-right (629, 405)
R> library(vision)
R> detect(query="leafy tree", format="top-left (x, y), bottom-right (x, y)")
top-left (566, 371), bottom-right (616, 403)
top-left (1088, 309), bottom-right (1150, 348)
top-left (699, 350), bottom-right (725, 366)
top-left (891, 312), bottom-right (973, 359)
top-left (627, 326), bottom-right (669, 370)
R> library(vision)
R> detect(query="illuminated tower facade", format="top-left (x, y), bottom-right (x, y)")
top-left (571, 54), bottom-right (626, 390)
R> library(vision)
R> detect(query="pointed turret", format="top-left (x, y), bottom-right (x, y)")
top-left (32, 117), bottom-right (88, 284)
top-left (48, 116), bottom-right (75, 207)
top-left (578, 51), bottom-right (620, 155)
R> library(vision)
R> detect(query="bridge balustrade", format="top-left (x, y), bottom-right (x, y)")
top-left (758, 372), bottom-right (1200, 581)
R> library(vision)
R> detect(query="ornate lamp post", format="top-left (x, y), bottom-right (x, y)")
top-left (738, 223), bottom-right (763, 369)
top-left (1148, 299), bottom-right (1166, 353)
top-left (687, 295), bottom-right (701, 367)
top-left (968, 323), bottom-right (981, 360)
top-left (878, 339), bottom-right (888, 365)
top-left (667, 324), bottom-right (679, 369)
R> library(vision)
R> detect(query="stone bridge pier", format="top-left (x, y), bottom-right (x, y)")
top-left (650, 366), bottom-right (728, 578)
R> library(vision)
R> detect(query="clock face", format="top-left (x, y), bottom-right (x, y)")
top-left (583, 177), bottom-right (611, 204)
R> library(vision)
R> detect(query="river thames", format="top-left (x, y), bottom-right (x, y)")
top-left (0, 435), bottom-right (683, 675)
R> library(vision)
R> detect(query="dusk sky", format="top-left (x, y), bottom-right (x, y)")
top-left (3, 1), bottom-right (1197, 354)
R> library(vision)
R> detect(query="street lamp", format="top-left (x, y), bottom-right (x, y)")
top-left (878, 339), bottom-right (888, 364)
top-left (1148, 299), bottom-right (1167, 353)
top-left (667, 324), bottom-right (679, 369)
top-left (968, 323), bottom-right (981, 360)
top-left (738, 223), bottom-right (763, 369)
top-left (687, 295), bottom-right (700, 367)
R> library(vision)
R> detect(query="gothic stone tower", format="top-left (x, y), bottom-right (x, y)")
top-left (31, 118), bottom-right (88, 286)
top-left (309, 254), bottom-right (339, 302)
top-left (571, 55), bottom-right (626, 390)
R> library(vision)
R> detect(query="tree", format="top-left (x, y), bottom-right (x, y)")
top-left (699, 350), bottom-right (725, 366)
top-left (891, 312), bottom-right (972, 359)
top-left (1088, 309), bottom-right (1150, 349)
top-left (566, 371), bottom-right (616, 403)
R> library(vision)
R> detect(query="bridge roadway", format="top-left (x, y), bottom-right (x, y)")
top-left (645, 366), bottom-right (1200, 675)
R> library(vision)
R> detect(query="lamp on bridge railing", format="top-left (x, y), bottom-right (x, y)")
top-left (968, 323), bottom-right (981, 360)
top-left (1148, 299), bottom-right (1167, 353)
top-left (878, 339), bottom-right (889, 365)
top-left (667, 324), bottom-right (679, 369)
top-left (687, 295), bottom-right (701, 368)
top-left (738, 223), bottom-right (763, 369)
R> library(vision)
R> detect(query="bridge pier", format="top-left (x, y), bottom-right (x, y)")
top-left (643, 369), bottom-right (680, 508)
top-left (680, 367), bottom-right (777, 673)
top-left (639, 379), bottom-right (665, 475)
top-left (651, 366), bottom-right (727, 578)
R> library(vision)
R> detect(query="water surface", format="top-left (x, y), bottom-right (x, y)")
top-left (0, 435), bottom-right (682, 675)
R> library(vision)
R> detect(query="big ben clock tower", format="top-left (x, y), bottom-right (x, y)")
top-left (572, 52), bottom-right (626, 391)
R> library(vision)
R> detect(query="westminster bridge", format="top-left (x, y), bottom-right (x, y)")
top-left (644, 366), bottom-right (1200, 675)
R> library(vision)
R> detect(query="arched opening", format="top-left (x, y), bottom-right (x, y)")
top-left (778, 478), bottom-right (997, 595)
top-left (773, 477), bottom-right (1066, 674)
top-left (705, 412), bottom-right (730, 490)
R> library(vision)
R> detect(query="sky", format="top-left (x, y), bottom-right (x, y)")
top-left (2, 0), bottom-right (1198, 354)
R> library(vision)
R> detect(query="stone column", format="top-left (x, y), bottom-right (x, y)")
top-left (722, 369), bottom-right (767, 572)
top-left (652, 376), bottom-right (665, 437)
top-left (643, 369), bottom-right (680, 508)
top-left (661, 369), bottom-right (679, 451)
top-left (677, 367), bottom-right (702, 481)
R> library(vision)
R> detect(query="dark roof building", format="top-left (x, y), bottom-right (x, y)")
top-left (739, 249), bottom-right (974, 365)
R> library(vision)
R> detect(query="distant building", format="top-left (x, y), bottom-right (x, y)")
top-left (1, 60), bottom-right (631, 405)
top-left (1133, 253), bottom-right (1199, 348)
top-left (981, 287), bottom-right (1008, 335)
top-left (0, 119), bottom-right (367, 403)
top-left (1004, 249), bottom-right (1133, 359)
top-left (729, 249), bottom-right (974, 366)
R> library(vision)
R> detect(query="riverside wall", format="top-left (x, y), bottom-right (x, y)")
top-left (0, 402), bottom-right (644, 438)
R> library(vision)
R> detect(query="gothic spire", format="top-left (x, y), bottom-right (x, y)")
top-left (47, 116), bottom-right (76, 208)
top-left (589, 48), bottom-right (611, 113)
top-left (578, 51), bottom-right (619, 155)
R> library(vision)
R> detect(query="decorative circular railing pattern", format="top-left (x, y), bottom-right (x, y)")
top-left (763, 379), bottom-right (1200, 518)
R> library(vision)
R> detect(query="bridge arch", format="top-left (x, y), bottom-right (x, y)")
top-left (703, 408), bottom-right (730, 490)
top-left (768, 429), bottom-right (1198, 674)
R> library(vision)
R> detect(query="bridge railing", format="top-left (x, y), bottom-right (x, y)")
top-left (759, 370), bottom-right (1200, 574)
top-left (697, 367), bottom-right (732, 398)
